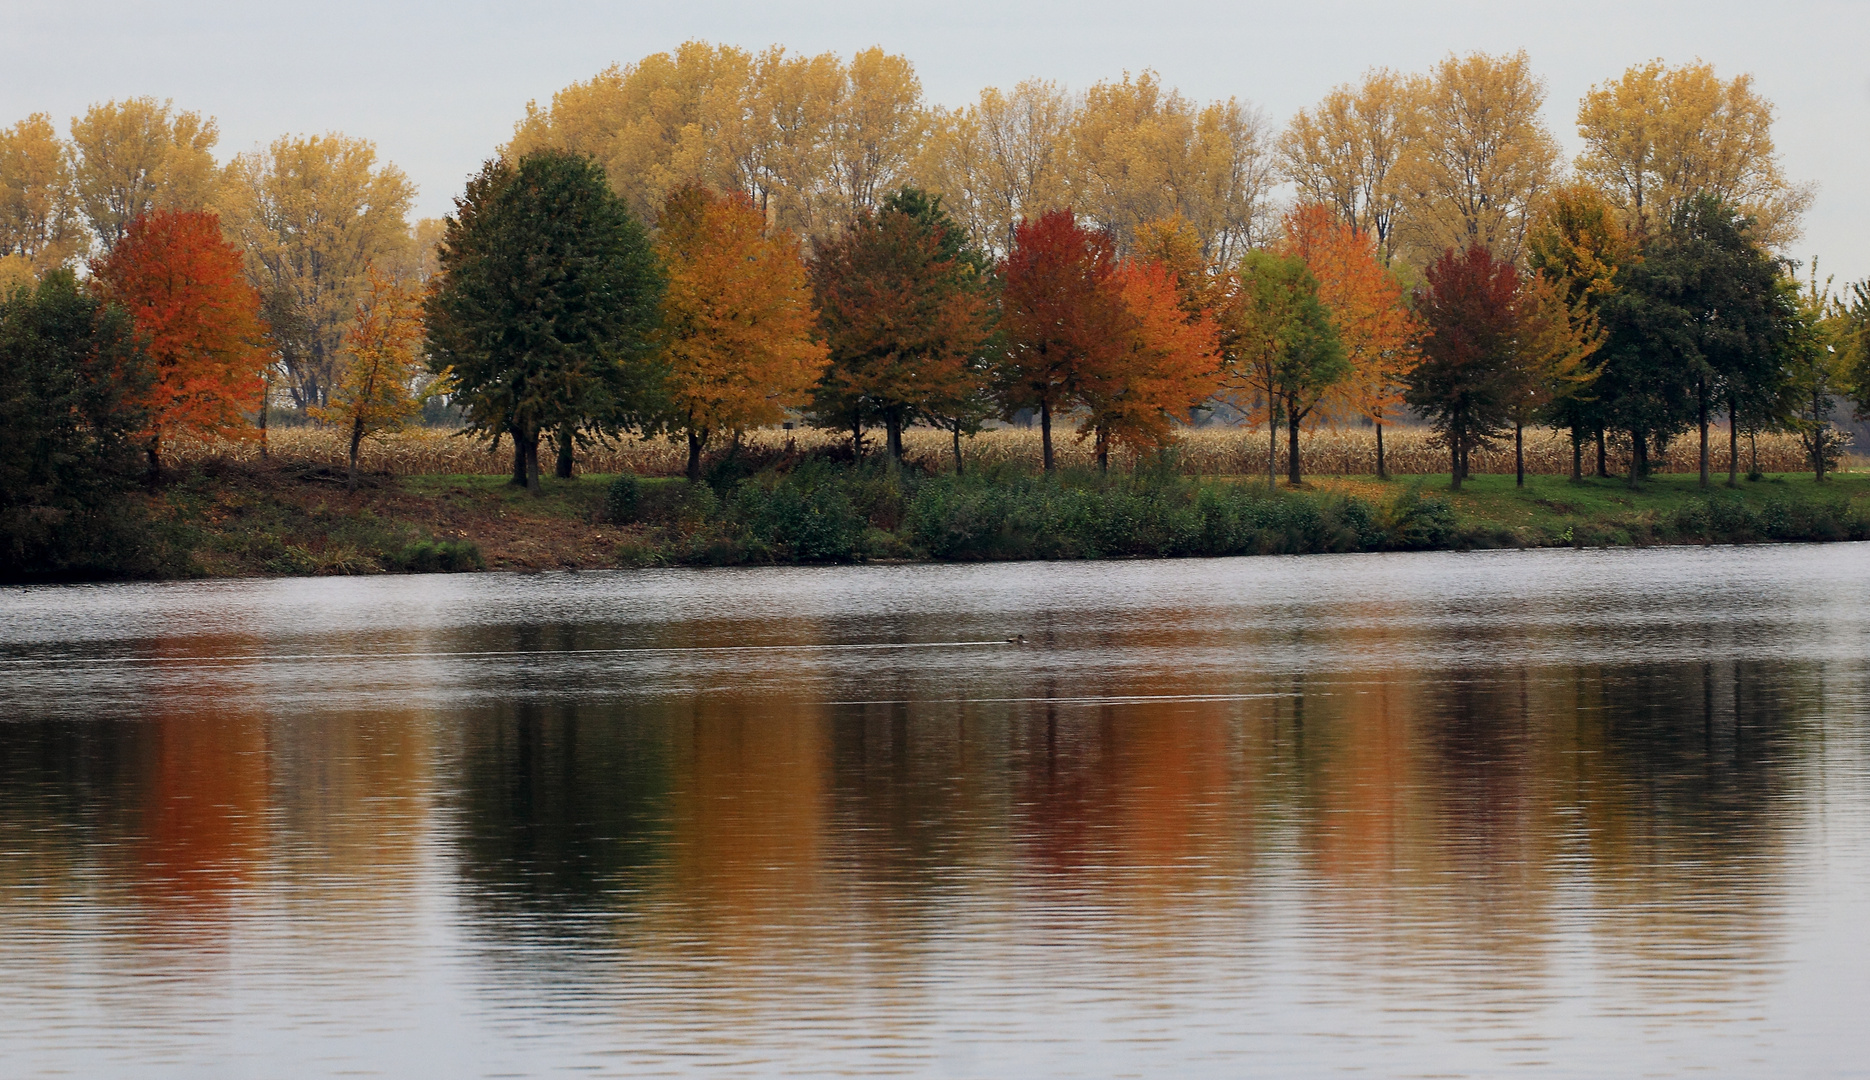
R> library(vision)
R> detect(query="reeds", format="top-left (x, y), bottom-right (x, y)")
top-left (172, 423), bottom-right (1819, 478)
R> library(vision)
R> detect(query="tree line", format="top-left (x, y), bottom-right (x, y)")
top-left (5, 49), bottom-right (1870, 581)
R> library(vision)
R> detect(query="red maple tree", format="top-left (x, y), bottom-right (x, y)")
top-left (997, 209), bottom-right (1129, 472)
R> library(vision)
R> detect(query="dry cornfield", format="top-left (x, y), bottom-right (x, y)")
top-left (174, 423), bottom-right (1820, 478)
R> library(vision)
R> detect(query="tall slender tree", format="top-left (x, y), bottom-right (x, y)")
top-left (1220, 251), bottom-right (1347, 487)
top-left (1282, 204), bottom-right (1419, 479)
top-left (310, 267), bottom-right (451, 489)
top-left (1077, 257), bottom-right (1220, 471)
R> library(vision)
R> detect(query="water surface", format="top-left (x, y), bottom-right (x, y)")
top-left (3, 546), bottom-right (1868, 1077)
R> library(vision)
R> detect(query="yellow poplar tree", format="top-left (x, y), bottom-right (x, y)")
top-left (0, 114), bottom-right (83, 284)
top-left (914, 79), bottom-right (1073, 257)
top-left (1575, 59), bottom-right (1810, 248)
top-left (1278, 69), bottom-right (1413, 265)
top-left (654, 185), bottom-right (828, 482)
top-left (67, 97), bottom-right (220, 254)
top-left (217, 133), bottom-right (415, 414)
top-left (1392, 51), bottom-right (1560, 266)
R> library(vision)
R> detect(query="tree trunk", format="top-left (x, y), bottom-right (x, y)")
top-left (1449, 434), bottom-right (1461, 491)
top-left (259, 370), bottom-right (270, 461)
top-left (1267, 405), bottom-right (1278, 490)
top-left (686, 429), bottom-right (705, 484)
top-left (348, 415), bottom-right (364, 491)
top-left (1727, 396), bottom-right (1739, 487)
top-left (1595, 427), bottom-right (1608, 478)
top-left (886, 413), bottom-right (904, 462)
top-left (555, 423), bottom-right (574, 479)
top-left (1286, 403), bottom-right (1303, 487)
top-left (1571, 426), bottom-right (1582, 482)
top-left (510, 425), bottom-right (527, 487)
top-left (1375, 420), bottom-right (1388, 480)
top-left (145, 438), bottom-right (162, 487)
top-left (1628, 429), bottom-right (1645, 489)
top-left (1750, 430), bottom-right (1759, 477)
top-left (1812, 387), bottom-right (1828, 482)
top-left (1515, 422), bottom-right (1525, 488)
top-left (524, 431), bottom-right (541, 494)
top-left (1040, 399), bottom-right (1054, 473)
top-left (1697, 377), bottom-right (1710, 489)
top-left (852, 416), bottom-right (863, 460)
top-left (1096, 426), bottom-right (1109, 474)
top-left (951, 424), bottom-right (964, 475)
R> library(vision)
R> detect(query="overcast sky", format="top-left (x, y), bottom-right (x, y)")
top-left (7, 0), bottom-right (1866, 283)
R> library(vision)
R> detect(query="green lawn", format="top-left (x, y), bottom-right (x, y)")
top-left (1310, 470), bottom-right (1870, 547)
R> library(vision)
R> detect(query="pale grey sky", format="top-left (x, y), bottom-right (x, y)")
top-left (8, 0), bottom-right (1866, 282)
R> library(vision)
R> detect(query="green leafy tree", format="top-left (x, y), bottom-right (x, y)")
top-left (1839, 280), bottom-right (1870, 425)
top-left (1788, 271), bottom-right (1848, 481)
top-left (1220, 250), bottom-right (1347, 488)
top-left (425, 151), bottom-right (664, 491)
top-left (1595, 196), bottom-right (1797, 487)
top-left (0, 270), bottom-right (154, 579)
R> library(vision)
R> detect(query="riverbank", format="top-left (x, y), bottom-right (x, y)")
top-left (120, 458), bottom-right (1870, 578)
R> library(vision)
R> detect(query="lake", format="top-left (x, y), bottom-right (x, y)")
top-left (2, 546), bottom-right (1868, 1078)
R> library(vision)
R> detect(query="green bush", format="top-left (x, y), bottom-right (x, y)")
top-left (603, 472), bottom-right (641, 523)
top-left (1673, 492), bottom-right (1869, 544)
top-left (637, 480), bottom-right (717, 527)
top-left (733, 462), bottom-right (863, 561)
top-left (1379, 485), bottom-right (1459, 550)
top-left (394, 539), bottom-right (484, 573)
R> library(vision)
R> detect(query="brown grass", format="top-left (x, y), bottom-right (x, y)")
top-left (171, 423), bottom-right (1819, 478)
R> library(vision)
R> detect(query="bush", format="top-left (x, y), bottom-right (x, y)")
top-left (1379, 485), bottom-right (1458, 550)
top-left (603, 472), bottom-right (640, 523)
top-left (733, 462), bottom-right (863, 561)
top-left (637, 480), bottom-right (717, 527)
top-left (395, 539), bottom-right (483, 572)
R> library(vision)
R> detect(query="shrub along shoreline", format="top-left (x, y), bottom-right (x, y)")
top-left (28, 455), bottom-right (1867, 582)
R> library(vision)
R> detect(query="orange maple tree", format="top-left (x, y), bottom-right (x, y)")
top-left (654, 185), bottom-right (827, 482)
top-left (90, 210), bottom-right (267, 474)
top-left (1280, 204), bottom-right (1420, 478)
top-left (1077, 258), bottom-right (1221, 470)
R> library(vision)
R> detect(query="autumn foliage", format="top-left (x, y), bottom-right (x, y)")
top-left (809, 196), bottom-right (992, 460)
top-left (90, 210), bottom-right (266, 472)
top-left (1083, 258), bottom-right (1219, 467)
top-left (310, 266), bottom-right (448, 488)
top-left (654, 185), bottom-right (827, 481)
top-left (1405, 245), bottom-right (1525, 488)
top-left (1281, 204), bottom-right (1420, 476)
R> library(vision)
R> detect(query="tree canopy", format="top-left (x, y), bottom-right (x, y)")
top-left (426, 150), bottom-right (664, 491)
